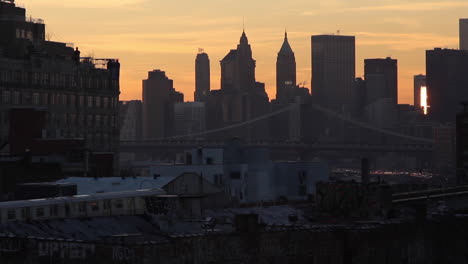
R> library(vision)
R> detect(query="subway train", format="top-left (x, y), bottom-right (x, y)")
top-left (0, 189), bottom-right (172, 224)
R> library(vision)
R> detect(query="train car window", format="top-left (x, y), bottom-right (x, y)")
top-left (7, 210), bottom-right (15, 220)
top-left (36, 208), bottom-right (44, 217)
top-left (90, 202), bottom-right (99, 211)
top-left (103, 200), bottom-right (111, 210)
top-left (115, 199), bottom-right (123, 209)
top-left (50, 205), bottom-right (58, 216)
top-left (78, 202), bottom-right (86, 213)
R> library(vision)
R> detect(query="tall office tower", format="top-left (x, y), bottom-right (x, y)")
top-left (220, 30), bottom-right (256, 91)
top-left (207, 30), bottom-right (269, 141)
top-left (426, 48), bottom-right (468, 123)
top-left (142, 70), bottom-right (183, 139)
top-left (364, 57), bottom-right (398, 105)
top-left (413, 74), bottom-right (426, 110)
top-left (311, 35), bottom-right (355, 112)
top-left (276, 31), bottom-right (296, 103)
top-left (0, 1), bottom-right (120, 173)
top-left (174, 102), bottom-right (206, 137)
top-left (460, 19), bottom-right (468, 51)
top-left (194, 51), bottom-right (210, 102)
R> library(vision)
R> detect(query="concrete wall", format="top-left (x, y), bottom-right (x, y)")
top-left (1, 218), bottom-right (468, 263)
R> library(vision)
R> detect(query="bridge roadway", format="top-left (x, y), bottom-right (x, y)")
top-left (120, 140), bottom-right (433, 153)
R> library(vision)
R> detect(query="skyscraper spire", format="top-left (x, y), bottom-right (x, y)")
top-left (279, 30), bottom-right (293, 55)
top-left (240, 29), bottom-right (248, 45)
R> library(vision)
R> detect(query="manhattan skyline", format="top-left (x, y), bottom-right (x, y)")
top-left (22, 0), bottom-right (467, 103)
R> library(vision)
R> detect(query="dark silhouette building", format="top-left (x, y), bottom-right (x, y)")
top-left (207, 30), bottom-right (269, 141)
top-left (426, 48), bottom-right (468, 123)
top-left (311, 35), bottom-right (355, 113)
top-left (119, 100), bottom-right (142, 141)
top-left (364, 57), bottom-right (398, 105)
top-left (0, 1), bottom-right (120, 174)
top-left (414, 74), bottom-right (426, 111)
top-left (457, 102), bottom-right (468, 184)
top-left (276, 31), bottom-right (296, 103)
top-left (195, 51), bottom-right (210, 102)
top-left (220, 30), bottom-right (257, 92)
top-left (460, 18), bottom-right (468, 51)
top-left (142, 70), bottom-right (183, 139)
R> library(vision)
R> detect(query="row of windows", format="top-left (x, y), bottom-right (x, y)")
top-left (5, 199), bottom-right (125, 220)
top-left (0, 110), bottom-right (117, 129)
top-left (0, 70), bottom-right (117, 90)
top-left (0, 90), bottom-right (118, 109)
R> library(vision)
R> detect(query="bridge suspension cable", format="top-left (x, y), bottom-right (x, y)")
top-left (310, 104), bottom-right (433, 143)
top-left (142, 102), bottom-right (433, 143)
top-left (144, 104), bottom-right (297, 140)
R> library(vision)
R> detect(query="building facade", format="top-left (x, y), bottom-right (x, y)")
top-left (142, 70), bottom-right (183, 139)
top-left (364, 57), bottom-right (398, 105)
top-left (0, 1), bottom-right (120, 173)
top-left (311, 35), bottom-right (355, 113)
top-left (413, 74), bottom-right (426, 111)
top-left (460, 18), bottom-right (468, 51)
top-left (173, 102), bottom-right (206, 138)
top-left (426, 48), bottom-right (468, 123)
top-left (194, 51), bottom-right (210, 102)
top-left (119, 100), bottom-right (142, 141)
top-left (276, 31), bottom-right (296, 104)
top-left (207, 31), bottom-right (270, 141)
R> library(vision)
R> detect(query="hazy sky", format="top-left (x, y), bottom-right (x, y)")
top-left (20, 0), bottom-right (467, 104)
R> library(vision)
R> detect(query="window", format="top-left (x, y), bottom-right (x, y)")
top-left (95, 96), bottom-right (101, 107)
top-left (50, 205), bottom-right (58, 217)
top-left (33, 93), bottom-right (39, 105)
top-left (42, 93), bottom-right (48, 105)
top-left (2, 91), bottom-right (10, 104)
top-left (87, 96), bottom-right (93, 107)
top-left (7, 210), bottom-right (15, 220)
top-left (114, 199), bottom-right (123, 209)
top-left (78, 202), bottom-right (86, 213)
top-left (103, 97), bottom-right (108, 108)
top-left (103, 200), bottom-right (111, 210)
top-left (230, 172), bottom-right (241, 179)
top-left (13, 91), bottom-right (19, 104)
top-left (69, 95), bottom-right (75, 106)
top-left (90, 202), bottom-right (99, 211)
top-left (79, 95), bottom-right (84, 107)
top-left (36, 208), bottom-right (44, 217)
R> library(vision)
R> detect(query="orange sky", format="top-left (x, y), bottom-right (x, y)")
top-left (20, 0), bottom-right (467, 104)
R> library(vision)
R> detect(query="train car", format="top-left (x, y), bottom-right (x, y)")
top-left (0, 188), bottom-right (169, 224)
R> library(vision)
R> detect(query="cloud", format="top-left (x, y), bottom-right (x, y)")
top-left (353, 31), bottom-right (458, 51)
top-left (21, 0), bottom-right (147, 9)
top-left (302, 1), bottom-right (468, 16)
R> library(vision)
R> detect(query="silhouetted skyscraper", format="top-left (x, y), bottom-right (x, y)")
top-left (426, 48), bottom-right (468, 123)
top-left (195, 51), bottom-right (210, 102)
top-left (413, 74), bottom-right (426, 110)
top-left (460, 18), bottom-right (468, 51)
top-left (276, 31), bottom-right (296, 103)
top-left (207, 30), bottom-right (269, 141)
top-left (221, 30), bottom-right (256, 91)
top-left (364, 57), bottom-right (398, 105)
top-left (142, 70), bottom-right (183, 139)
top-left (311, 35), bottom-right (355, 112)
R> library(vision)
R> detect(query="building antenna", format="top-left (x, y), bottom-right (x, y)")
top-left (243, 16), bottom-right (245, 32)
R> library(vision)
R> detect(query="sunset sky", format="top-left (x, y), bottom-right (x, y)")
top-left (20, 0), bottom-right (468, 104)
